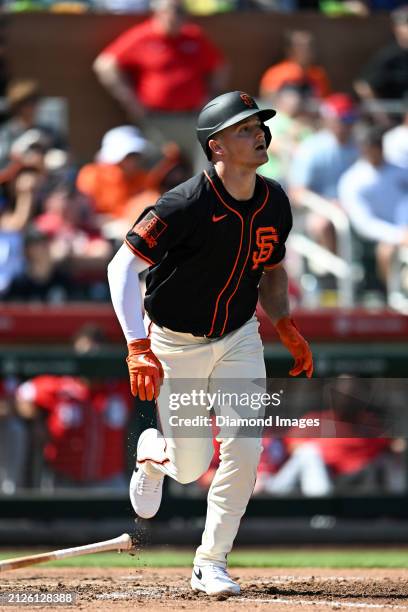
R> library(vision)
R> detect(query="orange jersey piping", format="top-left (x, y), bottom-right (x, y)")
top-left (125, 239), bottom-right (155, 266)
top-left (220, 179), bottom-right (269, 336)
top-left (204, 170), bottom-right (244, 337)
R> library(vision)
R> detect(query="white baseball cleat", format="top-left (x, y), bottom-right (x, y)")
top-left (191, 565), bottom-right (241, 596)
top-left (129, 429), bottom-right (164, 519)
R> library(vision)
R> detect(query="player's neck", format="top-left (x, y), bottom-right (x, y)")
top-left (213, 163), bottom-right (257, 201)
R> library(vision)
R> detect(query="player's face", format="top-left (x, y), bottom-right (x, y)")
top-left (215, 117), bottom-right (269, 168)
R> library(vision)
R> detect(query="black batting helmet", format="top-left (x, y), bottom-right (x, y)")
top-left (196, 91), bottom-right (276, 160)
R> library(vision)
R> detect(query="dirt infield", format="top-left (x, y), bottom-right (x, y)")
top-left (1, 567), bottom-right (408, 611)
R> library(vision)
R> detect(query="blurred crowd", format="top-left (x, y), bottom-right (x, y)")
top-left (0, 0), bottom-right (407, 307)
top-left (2, 0), bottom-right (407, 15)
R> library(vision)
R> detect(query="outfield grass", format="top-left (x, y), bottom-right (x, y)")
top-left (1, 549), bottom-right (408, 569)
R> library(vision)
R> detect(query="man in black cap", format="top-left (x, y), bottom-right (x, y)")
top-left (108, 91), bottom-right (313, 596)
top-left (354, 5), bottom-right (408, 122)
top-left (0, 79), bottom-right (65, 169)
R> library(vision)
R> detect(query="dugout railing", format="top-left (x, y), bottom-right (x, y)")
top-left (388, 246), bottom-right (408, 315)
top-left (289, 192), bottom-right (356, 308)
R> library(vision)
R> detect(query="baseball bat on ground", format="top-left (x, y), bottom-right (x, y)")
top-left (0, 533), bottom-right (133, 572)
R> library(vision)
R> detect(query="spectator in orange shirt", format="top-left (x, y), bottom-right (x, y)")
top-left (77, 127), bottom-right (184, 240)
top-left (122, 152), bottom-right (190, 225)
top-left (259, 30), bottom-right (331, 102)
top-left (76, 126), bottom-right (151, 221)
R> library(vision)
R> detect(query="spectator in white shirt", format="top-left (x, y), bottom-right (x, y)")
top-left (288, 93), bottom-right (359, 253)
top-left (338, 124), bottom-right (408, 285)
top-left (383, 105), bottom-right (408, 170)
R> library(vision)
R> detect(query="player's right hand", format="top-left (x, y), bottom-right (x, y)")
top-left (126, 338), bottom-right (164, 401)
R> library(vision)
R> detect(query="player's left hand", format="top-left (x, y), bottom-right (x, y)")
top-left (275, 316), bottom-right (313, 378)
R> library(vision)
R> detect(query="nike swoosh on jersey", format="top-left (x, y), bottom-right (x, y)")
top-left (212, 214), bottom-right (228, 223)
top-left (194, 568), bottom-right (203, 580)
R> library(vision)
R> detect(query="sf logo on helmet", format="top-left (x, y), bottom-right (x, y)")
top-left (240, 93), bottom-right (255, 108)
top-left (252, 227), bottom-right (279, 270)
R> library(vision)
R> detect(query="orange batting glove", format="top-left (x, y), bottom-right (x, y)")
top-left (126, 338), bottom-right (164, 401)
top-left (275, 316), bottom-right (313, 378)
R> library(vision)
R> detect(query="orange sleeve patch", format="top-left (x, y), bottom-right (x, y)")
top-left (130, 211), bottom-right (168, 249)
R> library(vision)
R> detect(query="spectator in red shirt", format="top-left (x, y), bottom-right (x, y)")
top-left (256, 377), bottom-right (403, 497)
top-left (15, 326), bottom-right (134, 490)
top-left (93, 0), bottom-right (227, 167)
top-left (16, 375), bottom-right (133, 489)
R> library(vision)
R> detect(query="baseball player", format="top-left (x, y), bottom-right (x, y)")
top-left (108, 91), bottom-right (313, 596)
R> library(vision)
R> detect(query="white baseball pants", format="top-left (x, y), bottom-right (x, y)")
top-left (138, 315), bottom-right (266, 567)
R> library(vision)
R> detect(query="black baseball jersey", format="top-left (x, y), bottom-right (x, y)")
top-left (125, 165), bottom-right (292, 338)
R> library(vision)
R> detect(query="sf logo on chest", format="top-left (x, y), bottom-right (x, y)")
top-left (252, 227), bottom-right (279, 270)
